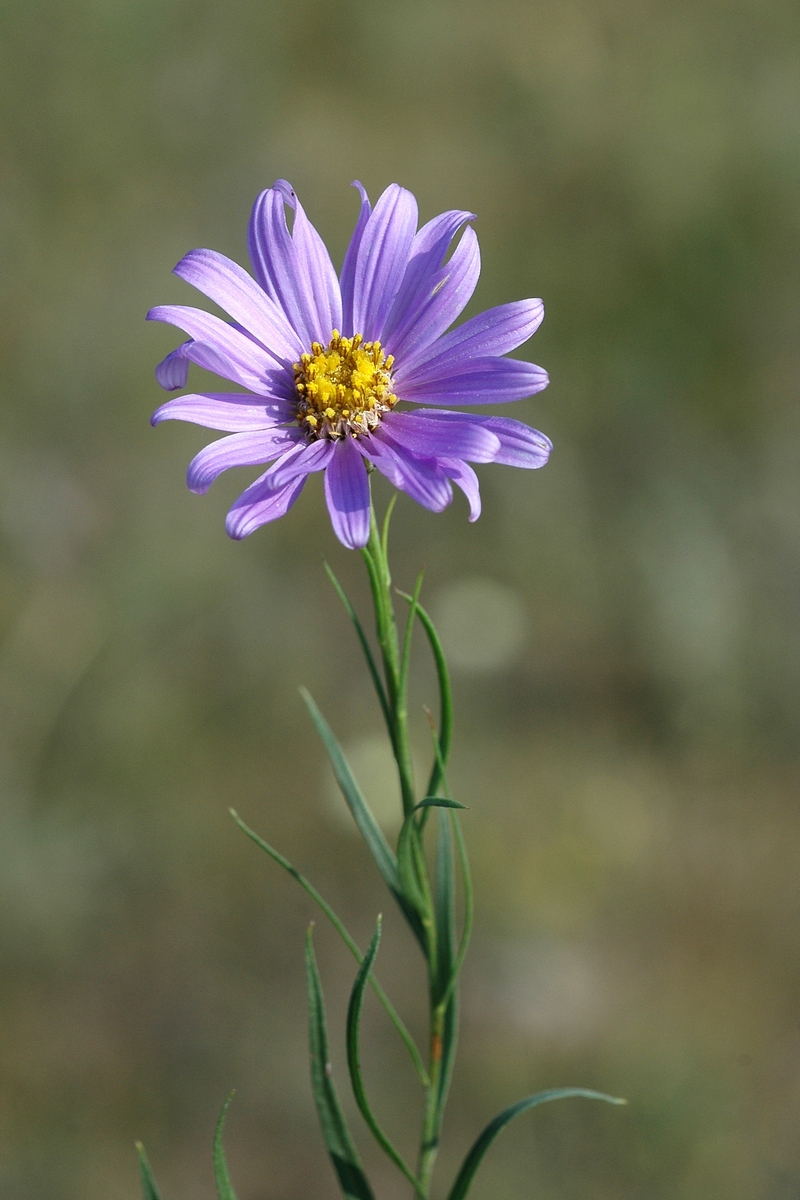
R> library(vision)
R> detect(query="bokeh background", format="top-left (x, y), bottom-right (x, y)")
top-left (1, 0), bottom-right (799, 1196)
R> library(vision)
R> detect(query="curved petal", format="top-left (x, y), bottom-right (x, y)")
top-left (380, 209), bottom-right (475, 347)
top-left (273, 180), bottom-right (342, 339)
top-left (381, 410), bottom-right (500, 463)
top-left (187, 428), bottom-right (302, 494)
top-left (438, 458), bottom-right (481, 521)
top-left (264, 436), bottom-right (334, 490)
top-left (226, 473), bottom-right (307, 540)
top-left (155, 343), bottom-right (192, 391)
top-left (400, 357), bottom-right (549, 405)
top-left (421, 412), bottom-right (552, 467)
top-left (351, 184), bottom-right (418, 343)
top-left (397, 299), bottom-right (544, 381)
top-left (152, 392), bottom-right (294, 432)
top-left (363, 432), bottom-right (453, 512)
top-left (324, 437), bottom-right (370, 549)
top-left (340, 182), bottom-right (372, 336)
top-left (385, 226), bottom-right (480, 363)
top-left (147, 306), bottom-right (276, 393)
top-left (174, 249), bottom-right (304, 362)
top-left (247, 183), bottom-right (341, 346)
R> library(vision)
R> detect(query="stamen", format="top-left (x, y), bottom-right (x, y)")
top-left (293, 331), bottom-right (397, 440)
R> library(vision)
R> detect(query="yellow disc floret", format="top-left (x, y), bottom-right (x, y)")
top-left (293, 331), bottom-right (397, 439)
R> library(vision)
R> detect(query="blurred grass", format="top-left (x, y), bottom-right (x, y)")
top-left (1, 0), bottom-right (799, 1197)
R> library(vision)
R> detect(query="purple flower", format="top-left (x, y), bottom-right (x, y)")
top-left (149, 180), bottom-right (551, 549)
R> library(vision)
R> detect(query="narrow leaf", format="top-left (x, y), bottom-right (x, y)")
top-left (397, 810), bottom-right (434, 937)
top-left (434, 810), bottom-right (456, 1003)
top-left (418, 797), bottom-right (467, 811)
top-left (433, 811), bottom-right (460, 1122)
top-left (300, 689), bottom-right (427, 949)
top-left (231, 811), bottom-right (428, 1086)
top-left (136, 1143), bottom-right (164, 1200)
top-left (306, 928), bottom-right (377, 1200)
top-left (397, 595), bottom-right (453, 798)
top-left (439, 813), bottom-right (474, 1013)
top-left (324, 561), bottom-right (392, 735)
top-left (380, 494), bottom-right (398, 564)
top-left (447, 1089), bottom-right (627, 1200)
top-left (398, 572), bottom-right (424, 706)
top-left (213, 1093), bottom-right (239, 1200)
top-left (436, 991), bottom-right (459, 1121)
top-left (300, 688), bottom-right (399, 893)
top-left (346, 918), bottom-right (424, 1196)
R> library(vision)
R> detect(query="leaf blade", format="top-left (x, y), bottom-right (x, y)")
top-left (300, 688), bottom-right (399, 893)
top-left (213, 1093), bottom-right (239, 1200)
top-left (447, 1088), bottom-right (627, 1200)
top-left (396, 595), bottom-right (453, 798)
top-left (136, 1143), bottom-right (164, 1200)
top-left (306, 928), bottom-right (377, 1200)
top-left (324, 561), bottom-right (392, 735)
top-left (346, 918), bottom-right (424, 1196)
top-left (231, 810), bottom-right (428, 1086)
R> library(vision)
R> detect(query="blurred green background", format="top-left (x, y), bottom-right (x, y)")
top-left (1, 0), bottom-right (799, 1196)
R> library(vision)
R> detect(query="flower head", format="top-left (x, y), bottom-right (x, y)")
top-left (149, 180), bottom-right (551, 549)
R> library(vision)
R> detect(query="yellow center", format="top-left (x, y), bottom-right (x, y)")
top-left (293, 331), bottom-right (397, 439)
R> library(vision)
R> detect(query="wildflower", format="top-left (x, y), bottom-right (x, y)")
top-left (149, 181), bottom-right (551, 549)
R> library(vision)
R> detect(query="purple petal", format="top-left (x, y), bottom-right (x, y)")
top-left (156, 343), bottom-right (192, 390)
top-left (380, 209), bottom-right (475, 347)
top-left (152, 392), bottom-right (294, 432)
top-left (400, 357), bottom-right (549, 405)
top-left (324, 437), bottom-right (370, 549)
top-left (226, 473), bottom-right (307, 540)
top-left (351, 184), bottom-right (418, 343)
top-left (173, 249), bottom-right (304, 362)
top-left (273, 181), bottom-right (343, 340)
top-left (187, 428), bottom-right (303, 494)
top-left (385, 227), bottom-right (480, 364)
top-left (423, 412), bottom-right (552, 467)
top-left (397, 299), bottom-right (544, 381)
top-left (363, 432), bottom-right (453, 512)
top-left (340, 182), bottom-right (372, 336)
top-left (247, 183), bottom-right (341, 346)
top-left (148, 306), bottom-right (277, 392)
top-left (264, 436), bottom-right (334, 490)
top-left (438, 459), bottom-right (481, 521)
top-left (381, 411), bottom-right (500, 462)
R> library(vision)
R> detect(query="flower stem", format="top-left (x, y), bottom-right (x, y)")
top-left (361, 503), bottom-right (416, 817)
top-left (357, 494), bottom-right (473, 1200)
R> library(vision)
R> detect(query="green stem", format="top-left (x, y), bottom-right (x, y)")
top-left (361, 504), bottom-right (416, 817)
top-left (418, 1001), bottom-right (447, 1193)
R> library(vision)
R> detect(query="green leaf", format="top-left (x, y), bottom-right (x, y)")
top-left (213, 1093), bottom-right (239, 1200)
top-left (306, 928), bottom-right (377, 1200)
top-left (434, 811), bottom-right (456, 1002)
top-left (324, 561), bottom-right (392, 735)
top-left (136, 1143), bottom-right (164, 1200)
top-left (230, 811), bottom-right (428, 1086)
top-left (398, 572), bottom-right (423, 708)
top-left (397, 595), bottom-right (453, 799)
top-left (437, 992), bottom-right (459, 1119)
top-left (433, 811), bottom-right (459, 1121)
top-left (300, 690), bottom-right (426, 949)
top-left (438, 813), bottom-right (474, 1013)
top-left (446, 1088), bottom-right (627, 1200)
top-left (396, 810), bottom-right (434, 937)
top-left (300, 688), bottom-right (399, 892)
top-left (418, 797), bottom-right (468, 811)
top-left (380, 494), bottom-right (398, 564)
top-left (346, 918), bottom-right (424, 1197)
